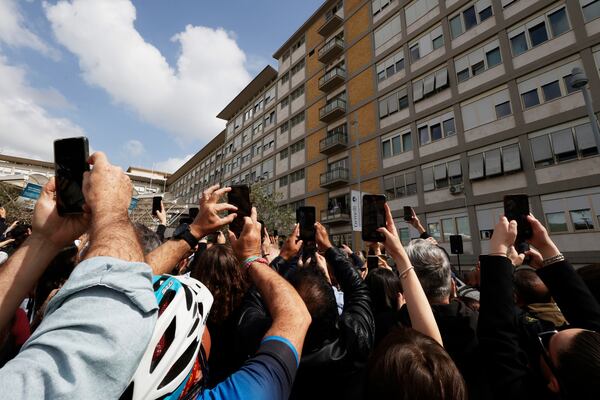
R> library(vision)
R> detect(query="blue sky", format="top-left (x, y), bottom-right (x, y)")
top-left (0, 0), bottom-right (323, 172)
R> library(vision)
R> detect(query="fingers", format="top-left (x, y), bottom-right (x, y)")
top-left (292, 223), bottom-right (299, 237)
top-left (213, 186), bottom-right (231, 197)
top-left (222, 213), bottom-right (237, 225)
top-left (213, 203), bottom-right (238, 213)
top-left (250, 207), bottom-right (258, 224)
top-left (384, 203), bottom-right (395, 232)
top-left (41, 177), bottom-right (57, 199)
top-left (227, 229), bottom-right (238, 244)
top-left (88, 151), bottom-right (109, 167)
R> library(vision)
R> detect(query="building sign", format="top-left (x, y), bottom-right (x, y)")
top-left (350, 190), bottom-right (362, 232)
top-left (20, 183), bottom-right (42, 200)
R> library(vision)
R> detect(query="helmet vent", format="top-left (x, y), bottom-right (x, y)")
top-left (158, 338), bottom-right (200, 390)
top-left (150, 316), bottom-right (176, 374)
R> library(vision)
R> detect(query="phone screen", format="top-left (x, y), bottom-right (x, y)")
top-left (367, 248), bottom-right (378, 270)
top-left (189, 207), bottom-right (199, 220)
top-left (404, 206), bottom-right (413, 222)
top-left (297, 206), bottom-right (316, 242)
top-left (504, 195), bottom-right (533, 243)
top-left (54, 137), bottom-right (90, 216)
top-left (228, 185), bottom-right (251, 237)
top-left (362, 195), bottom-right (387, 242)
top-left (258, 220), bottom-right (266, 242)
top-left (152, 197), bottom-right (162, 217)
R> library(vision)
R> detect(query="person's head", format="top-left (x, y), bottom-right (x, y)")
top-left (406, 239), bottom-right (453, 304)
top-left (577, 264), bottom-right (600, 304)
top-left (540, 328), bottom-right (600, 398)
top-left (367, 328), bottom-right (466, 400)
top-left (7, 224), bottom-right (31, 249)
top-left (189, 244), bottom-right (249, 325)
top-left (134, 223), bottom-right (162, 255)
top-left (288, 265), bottom-right (339, 351)
top-left (365, 268), bottom-right (402, 313)
top-left (513, 267), bottom-right (551, 307)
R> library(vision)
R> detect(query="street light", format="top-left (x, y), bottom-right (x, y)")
top-left (570, 67), bottom-right (600, 152)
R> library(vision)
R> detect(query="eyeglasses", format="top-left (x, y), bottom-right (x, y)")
top-left (537, 330), bottom-right (559, 375)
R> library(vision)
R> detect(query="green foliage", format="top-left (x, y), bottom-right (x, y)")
top-left (250, 182), bottom-right (295, 236)
top-left (0, 182), bottom-right (33, 224)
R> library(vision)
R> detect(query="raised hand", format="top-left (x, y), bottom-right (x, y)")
top-left (279, 224), bottom-right (303, 261)
top-left (526, 215), bottom-right (560, 260)
top-left (314, 222), bottom-right (333, 252)
top-left (489, 216), bottom-right (517, 256)
top-left (191, 185), bottom-right (237, 239)
top-left (377, 203), bottom-right (409, 265)
top-left (228, 207), bottom-right (262, 261)
top-left (155, 201), bottom-right (167, 225)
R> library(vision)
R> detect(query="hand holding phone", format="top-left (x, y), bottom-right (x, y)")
top-left (403, 206), bottom-right (413, 222)
top-left (503, 195), bottom-right (533, 250)
top-left (297, 206), bottom-right (316, 242)
top-left (362, 195), bottom-right (387, 242)
top-left (228, 185), bottom-right (251, 237)
top-left (54, 137), bottom-right (90, 216)
top-left (152, 196), bottom-right (162, 217)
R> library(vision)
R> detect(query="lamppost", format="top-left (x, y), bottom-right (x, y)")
top-left (570, 67), bottom-right (600, 152)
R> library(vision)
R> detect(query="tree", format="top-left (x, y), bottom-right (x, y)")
top-left (0, 182), bottom-right (33, 225)
top-left (250, 181), bottom-right (295, 236)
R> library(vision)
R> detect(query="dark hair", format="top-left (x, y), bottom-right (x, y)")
top-left (577, 264), bottom-right (600, 304)
top-left (556, 330), bottom-right (600, 399)
top-left (458, 296), bottom-right (480, 312)
top-left (365, 268), bottom-right (402, 314)
top-left (367, 328), bottom-right (466, 400)
top-left (6, 224), bottom-right (31, 250)
top-left (288, 266), bottom-right (339, 351)
top-left (513, 269), bottom-right (551, 305)
top-left (134, 223), bottom-right (162, 255)
top-left (189, 245), bottom-right (249, 325)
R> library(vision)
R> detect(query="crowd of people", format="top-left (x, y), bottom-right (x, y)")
top-left (0, 151), bottom-right (599, 399)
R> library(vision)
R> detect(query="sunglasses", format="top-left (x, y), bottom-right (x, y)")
top-left (537, 330), bottom-right (559, 375)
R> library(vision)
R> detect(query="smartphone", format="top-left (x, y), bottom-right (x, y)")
top-left (259, 220), bottom-right (266, 242)
top-left (228, 185), bottom-right (251, 237)
top-left (273, 229), bottom-right (278, 237)
top-left (367, 249), bottom-right (378, 270)
top-left (197, 242), bottom-right (207, 254)
top-left (152, 196), bottom-right (162, 217)
top-left (297, 206), bottom-right (316, 242)
top-left (362, 195), bottom-right (387, 242)
top-left (403, 206), bottom-right (413, 222)
top-left (54, 137), bottom-right (90, 216)
top-left (189, 207), bottom-right (199, 220)
top-left (504, 194), bottom-right (533, 245)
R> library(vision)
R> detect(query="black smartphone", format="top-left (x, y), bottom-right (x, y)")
top-left (259, 220), bottom-right (266, 242)
top-left (297, 206), bottom-right (316, 242)
top-left (367, 249), bottom-right (378, 270)
top-left (197, 242), bottom-right (207, 254)
top-left (404, 206), bottom-right (413, 222)
top-left (189, 207), bottom-right (199, 220)
top-left (54, 137), bottom-right (90, 216)
top-left (504, 194), bottom-right (533, 245)
top-left (362, 195), bottom-right (387, 242)
top-left (273, 229), bottom-right (278, 237)
top-left (152, 196), bottom-right (162, 217)
top-left (228, 185), bottom-right (251, 237)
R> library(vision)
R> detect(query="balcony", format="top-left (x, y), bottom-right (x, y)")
top-left (320, 129), bottom-right (348, 155)
top-left (318, 13), bottom-right (343, 37)
top-left (319, 98), bottom-right (346, 123)
top-left (321, 208), bottom-right (351, 224)
top-left (319, 67), bottom-right (346, 92)
top-left (320, 167), bottom-right (350, 188)
top-left (318, 37), bottom-right (344, 64)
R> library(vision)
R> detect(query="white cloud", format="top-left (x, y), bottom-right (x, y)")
top-left (45, 0), bottom-right (252, 144)
top-left (155, 154), bottom-right (193, 174)
top-left (123, 139), bottom-right (145, 157)
top-left (0, 53), bottom-right (86, 161)
top-left (0, 0), bottom-right (58, 59)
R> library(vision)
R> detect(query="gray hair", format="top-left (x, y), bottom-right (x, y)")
top-left (405, 239), bottom-right (452, 302)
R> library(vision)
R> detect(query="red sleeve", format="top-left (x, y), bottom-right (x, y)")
top-left (11, 309), bottom-right (31, 346)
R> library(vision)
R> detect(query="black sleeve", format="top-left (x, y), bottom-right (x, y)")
top-left (269, 256), bottom-right (297, 279)
top-left (0, 218), bottom-right (7, 238)
top-left (324, 247), bottom-right (375, 359)
top-left (349, 253), bottom-right (364, 269)
top-left (156, 224), bottom-right (166, 242)
top-left (419, 232), bottom-right (431, 239)
top-left (537, 260), bottom-right (600, 331)
top-left (477, 255), bottom-right (533, 400)
top-left (237, 289), bottom-right (272, 357)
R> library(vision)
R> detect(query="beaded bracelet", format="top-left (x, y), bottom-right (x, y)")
top-left (542, 253), bottom-right (565, 267)
top-left (398, 265), bottom-right (415, 279)
top-left (243, 256), bottom-right (269, 270)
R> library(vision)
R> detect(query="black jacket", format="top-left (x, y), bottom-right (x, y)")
top-left (478, 256), bottom-right (600, 400)
top-left (237, 247), bottom-right (375, 400)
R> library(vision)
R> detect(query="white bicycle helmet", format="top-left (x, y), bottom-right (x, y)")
top-left (120, 274), bottom-right (213, 400)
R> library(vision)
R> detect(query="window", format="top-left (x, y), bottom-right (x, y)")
top-left (280, 97), bottom-right (289, 109)
top-left (373, 0), bottom-right (393, 16)
top-left (292, 36), bottom-right (305, 51)
top-left (374, 14), bottom-right (402, 49)
top-left (289, 169), bottom-right (305, 183)
top-left (468, 144), bottom-right (522, 179)
top-left (442, 219), bottom-right (455, 242)
top-left (542, 81), bottom-right (561, 101)
top-left (433, 34), bottom-right (444, 49)
top-left (410, 44), bottom-right (420, 61)
top-left (290, 139), bottom-right (305, 154)
top-left (281, 73), bottom-right (289, 84)
top-left (423, 160), bottom-right (462, 191)
top-left (405, 0), bottom-right (438, 27)
top-left (264, 111), bottom-right (275, 127)
top-left (530, 122), bottom-right (598, 167)
top-left (457, 217), bottom-right (471, 238)
top-left (280, 121), bottom-right (289, 134)
top-left (384, 171), bottom-right (417, 199)
top-left (563, 74), bottom-right (578, 94)
top-left (471, 61), bottom-right (485, 76)
top-left (508, 6), bottom-right (571, 56)
top-left (377, 50), bottom-right (405, 83)
top-left (495, 101), bottom-right (511, 118)
top-left (291, 112), bottom-right (305, 127)
top-left (449, 0), bottom-right (493, 39)
top-left (291, 59), bottom-right (305, 76)
top-left (382, 131), bottom-right (412, 158)
top-left (570, 209), bottom-right (595, 230)
top-left (428, 223), bottom-right (441, 240)
top-left (378, 87), bottom-right (409, 119)
top-left (419, 115), bottom-right (455, 145)
top-left (443, 118), bottom-right (456, 136)
top-left (399, 228), bottom-right (411, 245)
top-left (582, 0), bottom-right (600, 22)
top-left (409, 26), bottom-right (444, 62)
top-left (279, 176), bottom-right (288, 186)
top-left (412, 67), bottom-right (449, 103)
top-left (280, 148), bottom-right (289, 160)
top-left (457, 69), bottom-right (470, 82)
top-left (521, 89), bottom-right (540, 108)
top-left (430, 124), bottom-right (442, 141)
top-left (546, 212), bottom-right (568, 232)
top-left (290, 85), bottom-right (305, 101)
top-left (486, 47), bottom-right (501, 68)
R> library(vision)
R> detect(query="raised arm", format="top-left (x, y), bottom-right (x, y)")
top-left (379, 204), bottom-right (442, 345)
top-left (145, 185), bottom-right (237, 275)
top-left (0, 178), bottom-right (89, 331)
top-left (155, 200), bottom-right (167, 242)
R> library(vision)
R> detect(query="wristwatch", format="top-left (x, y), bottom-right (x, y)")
top-left (172, 223), bottom-right (200, 249)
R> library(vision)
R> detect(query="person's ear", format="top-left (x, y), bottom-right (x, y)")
top-left (547, 374), bottom-right (560, 393)
top-left (451, 279), bottom-right (457, 298)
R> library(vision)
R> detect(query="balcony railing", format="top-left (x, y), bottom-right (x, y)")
top-left (318, 13), bottom-right (343, 37)
top-left (320, 167), bottom-right (350, 188)
top-left (321, 208), bottom-right (351, 224)
top-left (319, 67), bottom-right (346, 92)
top-left (320, 129), bottom-right (348, 154)
top-left (319, 98), bottom-right (346, 123)
top-left (318, 37), bottom-right (344, 63)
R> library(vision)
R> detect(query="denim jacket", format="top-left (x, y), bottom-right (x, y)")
top-left (0, 256), bottom-right (158, 400)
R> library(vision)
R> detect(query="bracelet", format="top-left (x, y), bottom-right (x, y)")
top-left (488, 252), bottom-right (508, 257)
top-left (243, 256), bottom-right (269, 269)
top-left (398, 265), bottom-right (415, 279)
top-left (542, 253), bottom-right (564, 267)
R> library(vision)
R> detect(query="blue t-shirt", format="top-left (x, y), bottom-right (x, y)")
top-left (199, 336), bottom-right (299, 400)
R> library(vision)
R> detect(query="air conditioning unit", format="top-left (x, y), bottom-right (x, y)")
top-left (449, 184), bottom-right (463, 195)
